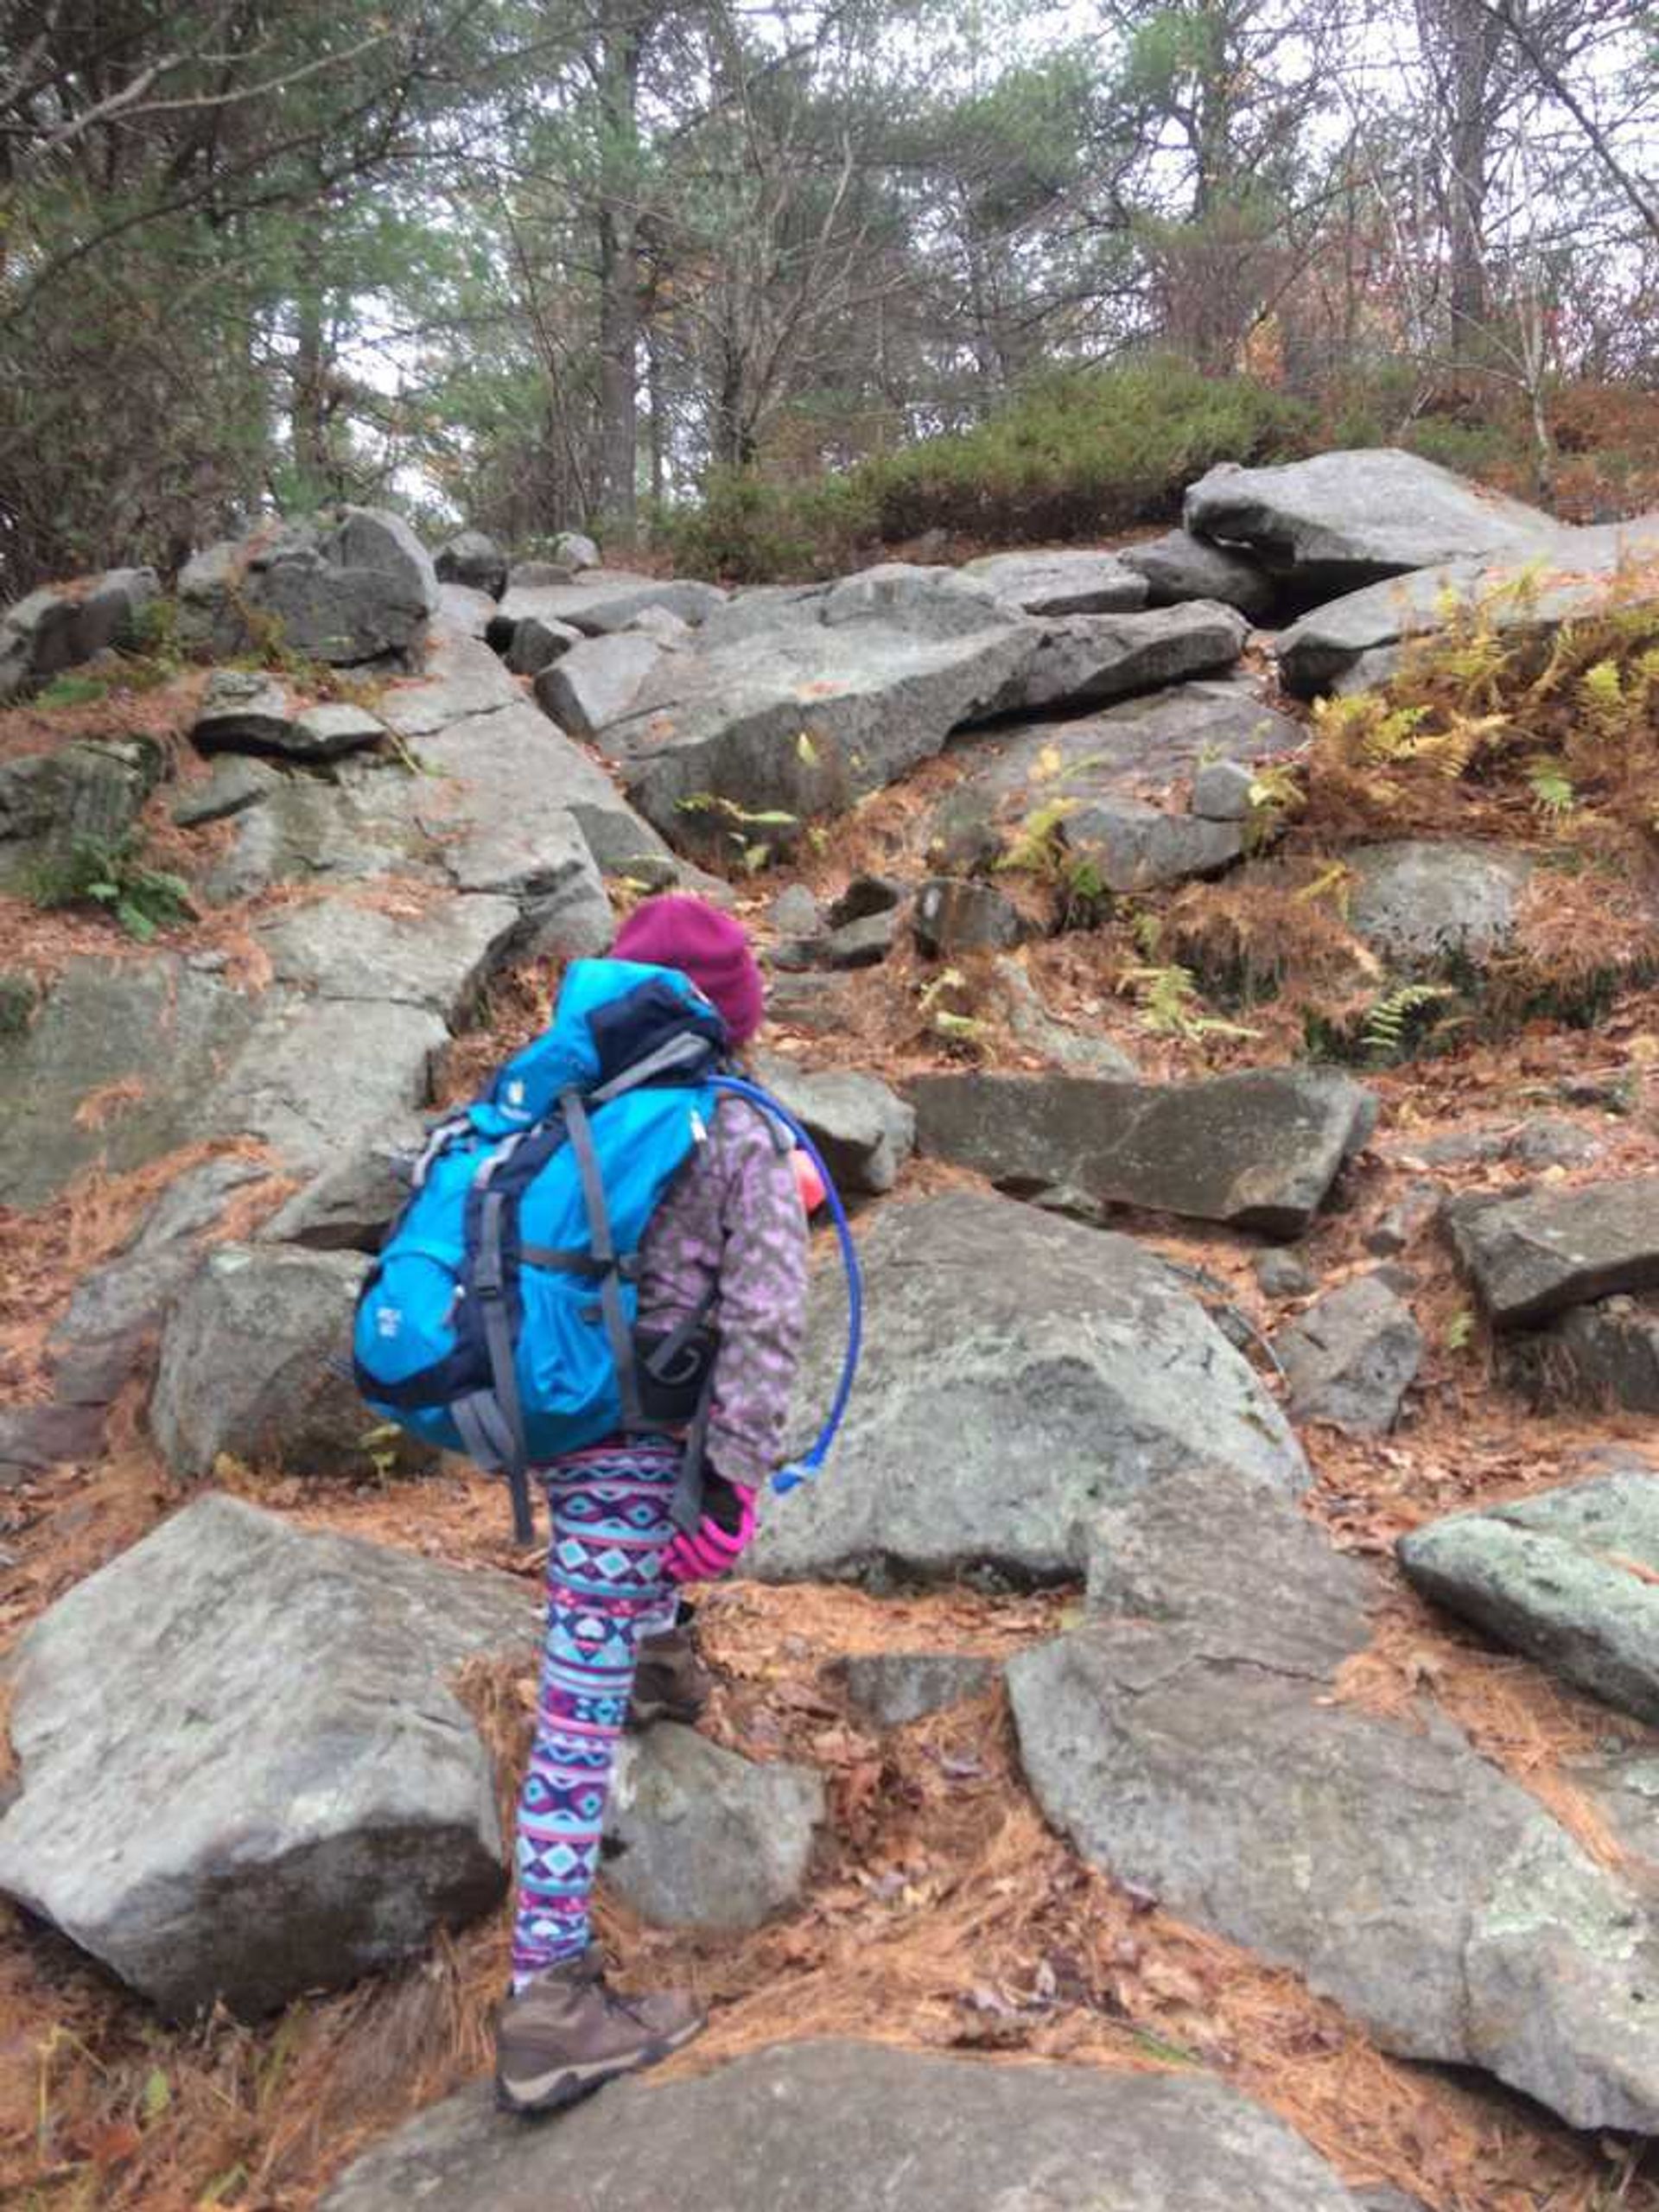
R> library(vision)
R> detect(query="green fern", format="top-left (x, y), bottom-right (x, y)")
top-left (1123, 963), bottom-right (1260, 1043)
top-left (1360, 982), bottom-right (1457, 1062)
top-left (1526, 759), bottom-right (1577, 821)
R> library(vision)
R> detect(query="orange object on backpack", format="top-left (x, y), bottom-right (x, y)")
top-left (791, 1145), bottom-right (826, 1216)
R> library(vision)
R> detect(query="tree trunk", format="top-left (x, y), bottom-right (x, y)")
top-left (291, 223), bottom-right (330, 497)
top-left (594, 14), bottom-right (645, 538)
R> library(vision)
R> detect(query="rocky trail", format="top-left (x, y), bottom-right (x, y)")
top-left (3, 456), bottom-right (1659, 2208)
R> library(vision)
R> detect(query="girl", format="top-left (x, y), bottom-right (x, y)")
top-left (494, 895), bottom-right (809, 2115)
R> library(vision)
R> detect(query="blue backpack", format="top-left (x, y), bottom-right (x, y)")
top-left (352, 957), bottom-right (861, 1542)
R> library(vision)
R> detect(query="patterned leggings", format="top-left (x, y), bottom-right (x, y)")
top-left (511, 1437), bottom-right (681, 1988)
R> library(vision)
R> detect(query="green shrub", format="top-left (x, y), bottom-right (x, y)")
top-left (31, 832), bottom-right (196, 941)
top-left (658, 467), bottom-right (880, 584)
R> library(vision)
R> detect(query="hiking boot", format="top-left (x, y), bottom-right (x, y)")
top-left (495, 1949), bottom-right (704, 2115)
top-left (629, 1621), bottom-right (713, 1727)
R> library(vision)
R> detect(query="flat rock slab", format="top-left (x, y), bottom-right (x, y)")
top-left (209, 994), bottom-right (448, 1180)
top-left (1448, 1175), bottom-right (1659, 1326)
top-left (1505, 1295), bottom-right (1659, 1413)
top-left (908, 1067), bottom-right (1374, 1238)
top-left (1399, 1469), bottom-right (1659, 1725)
top-left (589, 563), bottom-right (1039, 850)
top-left (319, 2037), bottom-right (1368, 2212)
top-left (0, 957), bottom-right (259, 1211)
top-left (932, 679), bottom-right (1301, 874)
top-left (606, 1726), bottom-right (823, 1930)
top-left (254, 892), bottom-right (518, 1017)
top-left (1345, 841), bottom-right (1533, 967)
top-left (0, 1495), bottom-right (535, 2018)
top-left (748, 1052), bottom-right (914, 1195)
top-left (1277, 1274), bottom-right (1422, 1435)
top-left (1010, 1470), bottom-right (1659, 2133)
top-left (494, 571), bottom-right (724, 638)
top-left (1275, 514), bottom-right (1659, 696)
top-left (988, 600), bottom-right (1248, 718)
top-left (958, 547), bottom-right (1148, 614)
top-left (1185, 449), bottom-right (1563, 591)
top-left (751, 1192), bottom-right (1306, 1585)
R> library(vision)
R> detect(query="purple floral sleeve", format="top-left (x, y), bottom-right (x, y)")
top-left (635, 1096), bottom-right (809, 1495)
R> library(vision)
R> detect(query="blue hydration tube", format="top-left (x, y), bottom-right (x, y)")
top-left (711, 1074), bottom-right (863, 1496)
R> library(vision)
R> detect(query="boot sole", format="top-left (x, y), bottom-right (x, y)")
top-left (495, 2012), bottom-right (705, 2118)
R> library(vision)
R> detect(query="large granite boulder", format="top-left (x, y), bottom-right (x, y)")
top-left (192, 671), bottom-right (387, 762)
top-left (1503, 1295), bottom-right (1659, 1413)
top-left (492, 570), bottom-right (724, 645)
top-left (320, 2038), bottom-right (1369, 2212)
top-left (148, 1243), bottom-right (419, 1478)
top-left (1010, 1466), bottom-right (1659, 2133)
top-left (0, 566), bottom-right (159, 703)
top-left (178, 509), bottom-right (440, 668)
top-left (0, 957), bottom-right (259, 1210)
top-left (434, 529), bottom-right (508, 598)
top-left (252, 891), bottom-right (518, 1018)
top-left (748, 1052), bottom-right (915, 1195)
top-left (1447, 1176), bottom-right (1659, 1326)
top-left (1185, 450), bottom-right (1563, 593)
top-left (535, 632), bottom-right (663, 736)
top-left (586, 564), bottom-right (1039, 851)
top-left (1276, 512), bottom-right (1659, 696)
top-left (0, 1495), bottom-right (536, 2018)
top-left (907, 1067), bottom-right (1375, 1238)
top-left (0, 735), bottom-right (162, 892)
top-left (957, 547), bottom-right (1148, 615)
top-left (1399, 1464), bottom-right (1659, 1724)
top-left (209, 994), bottom-right (449, 1180)
top-left (751, 1192), bottom-right (1306, 1584)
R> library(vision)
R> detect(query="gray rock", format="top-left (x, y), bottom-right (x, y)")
top-left (624, 604), bottom-right (693, 645)
top-left (149, 1243), bottom-right (418, 1479)
top-left (592, 564), bottom-right (1039, 852)
top-left (1255, 1247), bottom-right (1314, 1299)
top-left (498, 572), bottom-right (724, 640)
top-left (0, 1402), bottom-right (108, 1481)
top-left (197, 756), bottom-right (437, 906)
top-left (1191, 756), bottom-right (1256, 821)
top-left (551, 531), bottom-right (601, 572)
top-left (0, 568), bottom-right (158, 702)
top-left (1366, 1179), bottom-right (1441, 1256)
top-left (192, 669), bottom-right (297, 753)
top-left (1185, 449), bottom-right (1563, 591)
top-left (763, 969), bottom-right (860, 1035)
top-left (1121, 528), bottom-right (1276, 619)
top-left (748, 1052), bottom-right (915, 1195)
top-left (0, 1495), bottom-right (534, 2017)
top-left (1065, 797), bottom-right (1243, 893)
top-left (319, 2037), bottom-right (1368, 2212)
top-left (288, 702), bottom-right (387, 760)
top-left (505, 558), bottom-right (575, 590)
top-left (605, 1726), bottom-right (822, 1930)
top-left (932, 680), bottom-right (1302, 875)
top-left (990, 957), bottom-right (1139, 1078)
top-left (258, 1122), bottom-right (423, 1253)
top-left (987, 601), bottom-right (1248, 718)
top-left (908, 1067), bottom-right (1374, 1238)
top-left (208, 995), bottom-right (448, 1181)
top-left (1011, 1469), bottom-right (1659, 2133)
top-left (504, 613), bottom-right (582, 677)
top-left (768, 883), bottom-right (822, 936)
top-left (1510, 1114), bottom-right (1605, 1168)
top-left (1277, 1274), bottom-right (1422, 1434)
top-left (1505, 1295), bottom-right (1659, 1414)
top-left (179, 510), bottom-right (439, 668)
top-left (912, 876), bottom-right (1028, 957)
top-left (838, 1651), bottom-right (995, 1727)
top-left (1346, 841), bottom-right (1533, 967)
top-left (1448, 1175), bottom-right (1659, 1326)
top-left (535, 632), bottom-right (664, 736)
top-left (959, 547), bottom-right (1148, 615)
top-left (0, 737), bottom-right (161, 892)
top-left (751, 1192), bottom-right (1306, 1584)
top-left (1400, 1470), bottom-right (1659, 1723)
top-left (48, 1156), bottom-right (273, 1406)
top-left (253, 892), bottom-right (518, 1018)
top-left (434, 530), bottom-right (508, 598)
top-left (170, 753), bottom-right (283, 828)
top-left (0, 957), bottom-right (257, 1211)
top-left (1275, 512), bottom-right (1659, 697)
top-left (825, 874), bottom-right (903, 927)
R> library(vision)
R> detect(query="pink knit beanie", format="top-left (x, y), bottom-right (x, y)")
top-left (612, 894), bottom-right (765, 1046)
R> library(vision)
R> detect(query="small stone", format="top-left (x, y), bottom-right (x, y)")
top-left (288, 702), bottom-right (386, 760)
top-left (1255, 1248), bottom-right (1315, 1299)
top-left (768, 884), bottom-right (822, 937)
top-left (505, 615), bottom-right (582, 677)
top-left (824, 909), bottom-right (899, 969)
top-left (551, 531), bottom-right (601, 572)
top-left (1277, 1274), bottom-right (1422, 1435)
top-left (1509, 1116), bottom-right (1605, 1169)
top-left (605, 1726), bottom-right (822, 1931)
top-left (826, 874), bottom-right (904, 929)
top-left (1191, 757), bottom-right (1256, 822)
top-left (838, 1651), bottom-right (995, 1727)
top-left (912, 877), bottom-right (1028, 957)
top-left (434, 530), bottom-right (508, 599)
top-left (1366, 1180), bottom-right (1442, 1256)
